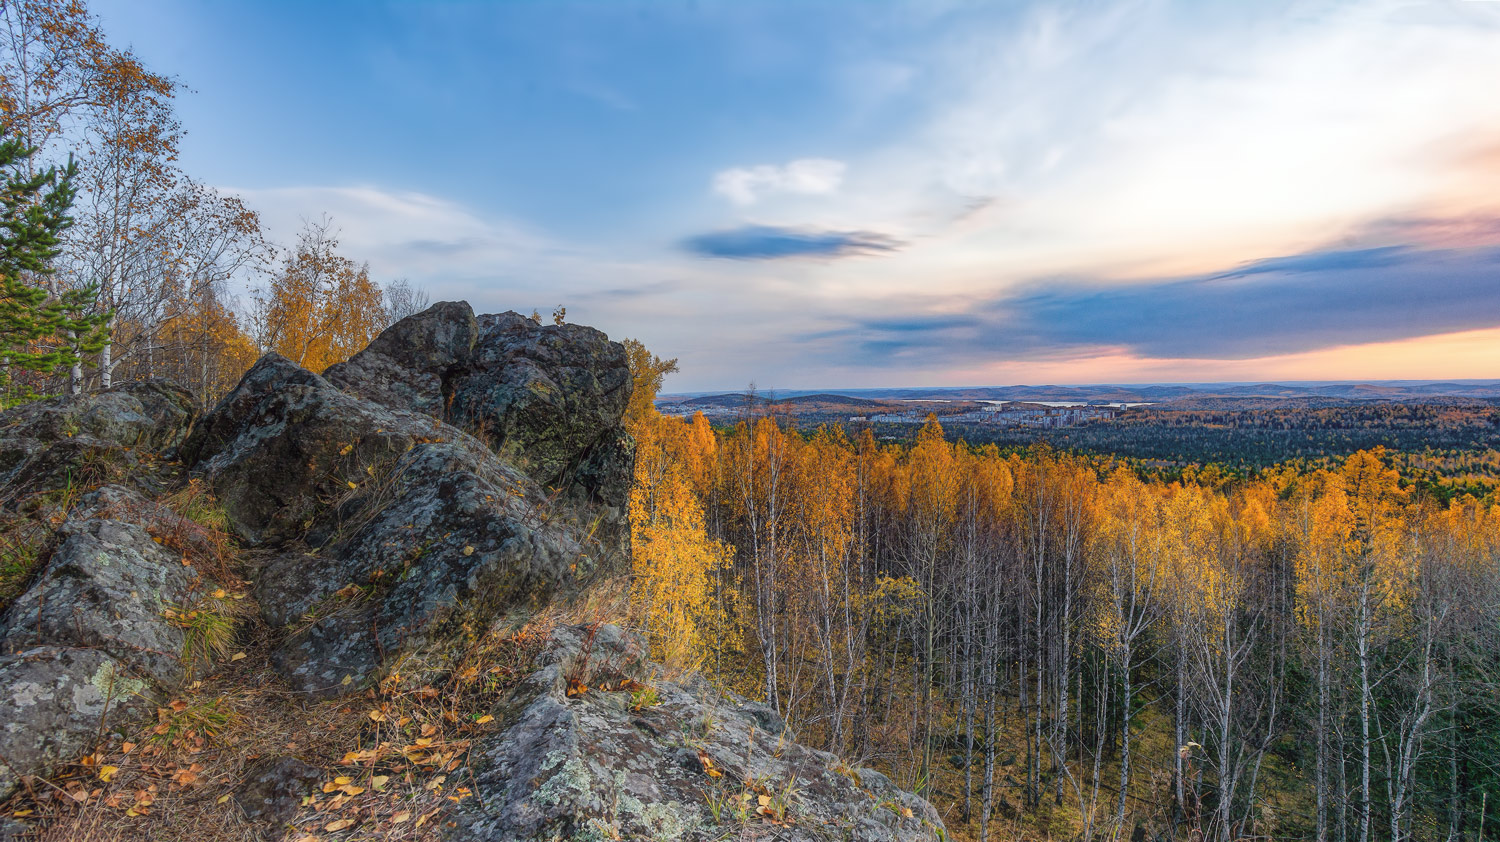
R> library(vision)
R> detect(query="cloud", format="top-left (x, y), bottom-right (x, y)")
top-left (682, 224), bottom-right (902, 260)
top-left (1209, 246), bottom-right (1412, 280)
top-left (712, 158), bottom-right (846, 205)
top-left (833, 240), bottom-right (1500, 365)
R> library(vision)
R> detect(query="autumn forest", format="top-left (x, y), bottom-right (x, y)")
top-left (627, 388), bottom-right (1500, 842)
top-left (4, 1), bottom-right (1500, 841)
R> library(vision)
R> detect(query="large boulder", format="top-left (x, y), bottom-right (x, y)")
top-left (185, 352), bottom-right (595, 696)
top-left (0, 380), bottom-right (196, 505)
top-left (325, 303), bottom-right (634, 516)
top-left (258, 438), bottom-right (586, 695)
top-left (0, 646), bottom-right (150, 800)
top-left (0, 487), bottom-right (202, 686)
top-left (0, 485), bottom-right (219, 800)
top-left (452, 625), bottom-right (946, 842)
top-left (181, 354), bottom-right (471, 546)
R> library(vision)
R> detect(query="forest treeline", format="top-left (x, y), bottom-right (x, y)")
top-left (920, 403), bottom-right (1500, 479)
top-left (627, 401), bottom-right (1500, 842)
top-left (0, 0), bottom-right (432, 406)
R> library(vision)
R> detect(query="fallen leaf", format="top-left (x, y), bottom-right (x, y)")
top-left (230, 652), bottom-right (247, 662)
top-left (391, 810), bottom-right (411, 824)
top-left (325, 817), bottom-right (355, 831)
top-left (371, 775), bottom-right (389, 791)
top-left (99, 765), bottom-right (119, 782)
top-left (474, 714), bottom-right (493, 725)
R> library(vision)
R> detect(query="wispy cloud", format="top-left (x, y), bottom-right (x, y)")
top-left (682, 224), bottom-right (902, 260)
top-left (832, 240), bottom-right (1500, 365)
top-left (712, 158), bottom-right (846, 206)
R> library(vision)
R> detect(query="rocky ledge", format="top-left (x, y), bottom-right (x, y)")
top-left (0, 302), bottom-right (943, 841)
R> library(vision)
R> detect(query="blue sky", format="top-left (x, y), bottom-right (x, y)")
top-left (94, 0), bottom-right (1500, 390)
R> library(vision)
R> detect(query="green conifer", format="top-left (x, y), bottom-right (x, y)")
top-left (0, 127), bottom-right (109, 403)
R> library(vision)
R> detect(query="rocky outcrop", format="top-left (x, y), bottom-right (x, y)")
top-left (0, 302), bottom-right (944, 841)
top-left (0, 485), bottom-right (222, 799)
top-left (0, 646), bottom-right (150, 801)
top-left (1, 488), bottom-right (200, 686)
top-left (454, 624), bottom-right (944, 842)
top-left (184, 330), bottom-right (603, 696)
top-left (325, 303), bottom-right (634, 520)
top-left (256, 437), bottom-right (588, 695)
top-left (0, 380), bottom-right (196, 506)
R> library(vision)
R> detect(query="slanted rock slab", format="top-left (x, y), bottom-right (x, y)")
top-left (452, 624), bottom-right (945, 842)
top-left (0, 646), bottom-right (150, 800)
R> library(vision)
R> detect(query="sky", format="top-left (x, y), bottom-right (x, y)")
top-left (91, 0), bottom-right (1500, 392)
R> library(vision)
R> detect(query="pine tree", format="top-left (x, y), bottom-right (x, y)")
top-left (0, 127), bottom-right (108, 403)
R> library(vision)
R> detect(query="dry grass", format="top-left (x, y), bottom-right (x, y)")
top-left (1, 470), bottom-right (595, 842)
top-left (4, 607), bottom-right (563, 842)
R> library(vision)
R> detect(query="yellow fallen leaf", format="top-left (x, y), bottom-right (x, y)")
top-left (346, 481), bottom-right (358, 490)
top-left (333, 776), bottom-right (352, 786)
top-left (371, 775), bottom-right (389, 791)
top-left (98, 765), bottom-right (119, 782)
top-left (325, 817), bottom-right (355, 831)
top-left (216, 794), bottom-right (230, 804)
top-left (368, 709), bottom-right (388, 722)
top-left (462, 545), bottom-right (474, 556)
top-left (211, 588), bottom-right (227, 599)
top-left (230, 652), bottom-right (247, 662)
top-left (758, 794), bottom-right (771, 807)
top-left (391, 810), bottom-right (411, 824)
top-left (474, 714), bottom-right (493, 724)
top-left (339, 444), bottom-right (353, 455)
top-left (339, 784), bottom-right (364, 796)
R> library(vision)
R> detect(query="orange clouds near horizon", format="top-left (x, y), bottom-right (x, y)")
top-left (947, 326), bottom-right (1500, 387)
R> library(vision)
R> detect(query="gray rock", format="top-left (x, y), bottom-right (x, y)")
top-left (1, 487), bottom-right (202, 687)
top-left (325, 303), bottom-right (634, 522)
top-left (262, 436), bottom-right (587, 696)
top-left (234, 756), bottom-right (325, 830)
top-left (450, 624), bottom-right (944, 842)
top-left (322, 300), bottom-right (478, 417)
top-left (0, 380), bottom-right (196, 505)
top-left (0, 646), bottom-right (150, 800)
top-left (187, 353), bottom-right (593, 696)
top-left (183, 354), bottom-right (480, 546)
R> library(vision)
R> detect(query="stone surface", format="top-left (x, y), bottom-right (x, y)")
top-left (325, 303), bottom-right (634, 514)
top-left (322, 300), bottom-right (478, 418)
top-left (0, 489), bottom-right (199, 686)
top-left (186, 352), bottom-right (593, 696)
top-left (234, 756), bottom-right (325, 830)
top-left (0, 646), bottom-right (149, 800)
top-left (182, 354), bottom-right (471, 546)
top-left (451, 624), bottom-right (945, 842)
top-left (259, 438), bottom-right (587, 695)
top-left (0, 380), bottom-right (196, 505)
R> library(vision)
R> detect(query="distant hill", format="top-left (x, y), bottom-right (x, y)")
top-left (660, 380), bottom-right (1500, 408)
